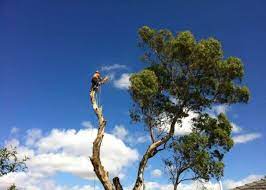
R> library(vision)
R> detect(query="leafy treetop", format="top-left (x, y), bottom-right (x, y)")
top-left (130, 26), bottom-right (249, 131)
top-left (129, 26), bottom-right (250, 189)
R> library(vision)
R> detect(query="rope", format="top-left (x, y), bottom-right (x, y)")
top-left (98, 85), bottom-right (102, 107)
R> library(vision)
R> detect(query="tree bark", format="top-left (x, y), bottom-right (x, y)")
top-left (113, 177), bottom-right (123, 190)
top-left (132, 116), bottom-right (178, 190)
top-left (174, 183), bottom-right (178, 190)
top-left (90, 89), bottom-right (121, 190)
top-left (174, 176), bottom-right (179, 190)
top-left (89, 83), bottom-right (178, 190)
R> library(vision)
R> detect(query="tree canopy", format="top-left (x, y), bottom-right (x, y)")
top-left (130, 26), bottom-right (249, 127)
top-left (128, 26), bottom-right (250, 189)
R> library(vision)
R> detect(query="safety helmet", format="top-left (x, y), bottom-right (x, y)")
top-left (95, 70), bottom-right (100, 74)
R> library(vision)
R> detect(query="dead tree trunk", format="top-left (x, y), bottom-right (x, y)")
top-left (89, 89), bottom-right (113, 190)
top-left (89, 88), bottom-right (123, 190)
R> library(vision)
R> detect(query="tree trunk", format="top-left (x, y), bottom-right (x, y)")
top-left (132, 116), bottom-right (178, 190)
top-left (174, 183), bottom-right (178, 190)
top-left (90, 89), bottom-right (123, 190)
top-left (113, 177), bottom-right (123, 190)
top-left (174, 177), bottom-right (179, 190)
top-left (90, 84), bottom-right (178, 190)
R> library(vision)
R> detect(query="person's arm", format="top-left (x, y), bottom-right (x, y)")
top-left (100, 76), bottom-right (109, 84)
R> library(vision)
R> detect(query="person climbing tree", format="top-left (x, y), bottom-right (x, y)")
top-left (90, 70), bottom-right (108, 92)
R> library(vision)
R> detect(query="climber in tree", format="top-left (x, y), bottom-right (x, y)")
top-left (90, 70), bottom-right (108, 92)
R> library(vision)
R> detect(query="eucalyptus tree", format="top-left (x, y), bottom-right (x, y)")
top-left (89, 26), bottom-right (249, 190)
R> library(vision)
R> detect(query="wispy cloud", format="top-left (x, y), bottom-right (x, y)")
top-left (213, 105), bottom-right (229, 115)
top-left (111, 125), bottom-right (150, 145)
top-left (223, 174), bottom-right (264, 189)
top-left (159, 111), bottom-right (197, 136)
top-left (207, 105), bottom-right (229, 117)
top-left (10, 127), bottom-right (19, 134)
top-left (81, 121), bottom-right (94, 129)
top-left (113, 73), bottom-right (131, 90)
top-left (150, 169), bottom-right (162, 178)
top-left (101, 64), bottom-right (127, 71)
top-left (112, 125), bottom-right (128, 140)
top-left (231, 122), bottom-right (242, 134)
top-left (124, 174), bottom-right (264, 190)
top-left (233, 133), bottom-right (262, 144)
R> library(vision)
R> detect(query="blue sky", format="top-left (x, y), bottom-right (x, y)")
top-left (0, 0), bottom-right (266, 189)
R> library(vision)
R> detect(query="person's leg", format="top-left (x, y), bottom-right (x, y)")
top-left (91, 78), bottom-right (100, 91)
top-left (91, 78), bottom-right (97, 91)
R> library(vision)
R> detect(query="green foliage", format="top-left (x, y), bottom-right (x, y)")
top-left (130, 69), bottom-right (159, 107)
top-left (7, 184), bottom-right (17, 190)
top-left (165, 113), bottom-right (234, 184)
top-left (0, 147), bottom-right (28, 176)
top-left (130, 26), bottom-right (249, 127)
top-left (130, 26), bottom-right (250, 187)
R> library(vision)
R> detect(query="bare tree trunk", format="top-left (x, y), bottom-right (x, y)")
top-left (132, 116), bottom-right (178, 190)
top-left (174, 177), bottom-right (179, 190)
top-left (174, 183), bottom-right (178, 190)
top-left (89, 90), bottom-right (113, 190)
top-left (90, 89), bottom-right (123, 190)
top-left (113, 177), bottom-right (123, 190)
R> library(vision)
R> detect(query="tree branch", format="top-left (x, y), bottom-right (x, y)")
top-left (132, 115), bottom-right (179, 190)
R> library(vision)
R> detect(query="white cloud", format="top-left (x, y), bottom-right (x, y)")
top-left (174, 180), bottom-right (220, 190)
top-left (81, 121), bottom-right (94, 129)
top-left (10, 127), bottom-right (19, 134)
top-left (160, 111), bottom-right (197, 136)
top-left (111, 125), bottom-right (150, 146)
top-left (213, 105), bottom-right (229, 115)
top-left (233, 133), bottom-right (262, 144)
top-left (5, 138), bottom-right (20, 148)
top-left (1, 126), bottom-right (139, 190)
top-left (223, 174), bottom-right (264, 189)
top-left (126, 174), bottom-right (264, 190)
top-left (136, 135), bottom-right (149, 143)
top-left (143, 182), bottom-right (172, 190)
top-left (112, 125), bottom-right (128, 140)
top-left (113, 73), bottom-right (131, 90)
top-left (125, 135), bottom-right (150, 146)
top-left (161, 111), bottom-right (262, 146)
top-left (150, 169), bottom-right (162, 178)
top-left (206, 105), bottom-right (229, 118)
top-left (0, 172), bottom-right (101, 190)
top-left (25, 128), bottom-right (42, 146)
top-left (231, 122), bottom-right (242, 134)
top-left (175, 111), bottom-right (197, 136)
top-left (101, 64), bottom-right (127, 71)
